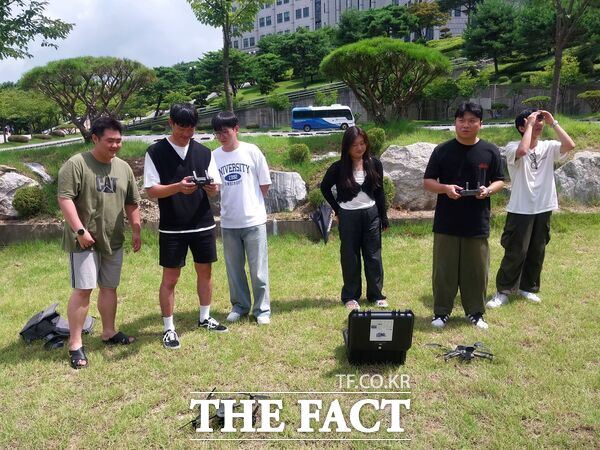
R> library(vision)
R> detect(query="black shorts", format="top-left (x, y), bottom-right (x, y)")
top-left (159, 229), bottom-right (217, 268)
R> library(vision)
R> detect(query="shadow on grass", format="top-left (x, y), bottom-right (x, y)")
top-left (3, 298), bottom-right (342, 367)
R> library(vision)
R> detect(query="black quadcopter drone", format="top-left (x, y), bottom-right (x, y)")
top-left (427, 342), bottom-right (494, 362)
top-left (182, 388), bottom-right (270, 430)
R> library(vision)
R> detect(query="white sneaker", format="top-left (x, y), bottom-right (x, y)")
top-left (486, 292), bottom-right (509, 309)
top-left (431, 314), bottom-right (450, 329)
top-left (518, 290), bottom-right (541, 303)
top-left (467, 313), bottom-right (489, 330)
top-left (226, 311), bottom-right (243, 322)
top-left (256, 316), bottom-right (271, 325)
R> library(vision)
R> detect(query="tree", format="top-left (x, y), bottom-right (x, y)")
top-left (577, 90), bottom-right (600, 113)
top-left (250, 53), bottom-right (287, 95)
top-left (515, 0), bottom-right (556, 57)
top-left (438, 0), bottom-right (483, 25)
top-left (424, 72), bottom-right (481, 118)
top-left (0, 0), bottom-right (73, 60)
top-left (463, 0), bottom-right (518, 74)
top-left (21, 57), bottom-right (155, 141)
top-left (549, 0), bottom-right (600, 112)
top-left (188, 0), bottom-right (269, 111)
top-left (266, 93), bottom-right (290, 128)
top-left (141, 66), bottom-right (189, 118)
top-left (336, 6), bottom-right (417, 45)
top-left (196, 49), bottom-right (253, 96)
top-left (530, 54), bottom-right (584, 109)
top-left (408, 2), bottom-right (450, 42)
top-left (0, 88), bottom-right (59, 137)
top-left (280, 28), bottom-right (332, 89)
top-left (321, 38), bottom-right (450, 123)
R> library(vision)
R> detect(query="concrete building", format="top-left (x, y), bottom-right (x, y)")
top-left (233, 0), bottom-right (468, 53)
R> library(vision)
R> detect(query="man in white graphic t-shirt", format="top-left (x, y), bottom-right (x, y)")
top-left (487, 109), bottom-right (576, 309)
top-left (211, 111), bottom-right (272, 325)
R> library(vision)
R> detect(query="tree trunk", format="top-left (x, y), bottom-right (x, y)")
top-left (153, 91), bottom-right (163, 118)
top-left (550, 20), bottom-right (564, 113)
top-left (222, 27), bottom-right (234, 112)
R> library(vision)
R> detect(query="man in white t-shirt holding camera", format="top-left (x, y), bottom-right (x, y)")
top-left (487, 109), bottom-right (576, 308)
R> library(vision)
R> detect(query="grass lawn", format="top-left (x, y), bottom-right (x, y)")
top-left (0, 214), bottom-right (598, 448)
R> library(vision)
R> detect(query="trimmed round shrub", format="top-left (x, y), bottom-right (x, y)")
top-left (523, 96), bottom-right (550, 109)
top-left (308, 188), bottom-right (325, 208)
top-left (51, 129), bottom-right (66, 137)
top-left (246, 123), bottom-right (260, 129)
top-left (368, 128), bottom-right (386, 157)
top-left (7, 135), bottom-right (31, 143)
top-left (382, 176), bottom-right (395, 209)
top-left (510, 74), bottom-right (522, 83)
top-left (151, 124), bottom-right (166, 132)
top-left (288, 144), bottom-right (310, 163)
top-left (497, 76), bottom-right (509, 84)
top-left (13, 186), bottom-right (46, 218)
top-left (32, 134), bottom-right (52, 140)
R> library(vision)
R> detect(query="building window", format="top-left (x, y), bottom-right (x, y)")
top-left (249, 37), bottom-right (255, 46)
top-left (284, 0), bottom-right (289, 3)
top-left (233, 40), bottom-right (239, 49)
top-left (266, 16), bottom-right (272, 25)
top-left (259, 17), bottom-right (265, 27)
top-left (243, 38), bottom-right (248, 48)
top-left (276, 0), bottom-right (282, 4)
top-left (296, 8), bottom-right (301, 19)
top-left (284, 11), bottom-right (290, 22)
top-left (303, 7), bottom-right (309, 17)
top-left (277, 13), bottom-right (282, 23)
top-left (284, 29), bottom-right (290, 33)
top-left (454, 8), bottom-right (461, 17)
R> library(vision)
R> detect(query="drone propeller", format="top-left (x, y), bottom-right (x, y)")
top-left (240, 392), bottom-right (270, 400)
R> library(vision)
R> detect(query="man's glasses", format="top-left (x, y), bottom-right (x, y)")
top-left (213, 129), bottom-right (232, 138)
top-left (529, 152), bottom-right (538, 170)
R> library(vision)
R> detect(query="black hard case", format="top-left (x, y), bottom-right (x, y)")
top-left (343, 310), bottom-right (414, 365)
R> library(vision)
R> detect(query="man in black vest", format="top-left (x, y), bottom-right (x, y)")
top-left (144, 103), bottom-right (228, 350)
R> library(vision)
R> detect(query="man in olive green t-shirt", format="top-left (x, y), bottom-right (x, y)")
top-left (57, 117), bottom-right (141, 369)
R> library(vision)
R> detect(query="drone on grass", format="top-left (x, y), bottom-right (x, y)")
top-left (182, 388), bottom-right (271, 430)
top-left (427, 342), bottom-right (494, 362)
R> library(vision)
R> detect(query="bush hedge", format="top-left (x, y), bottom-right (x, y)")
top-left (13, 186), bottom-right (46, 217)
top-left (7, 135), bottom-right (31, 143)
top-left (32, 134), bottom-right (52, 140)
top-left (368, 128), bottom-right (386, 156)
top-left (383, 176), bottom-right (395, 209)
top-left (51, 129), bottom-right (66, 137)
top-left (151, 124), bottom-right (166, 132)
top-left (308, 188), bottom-right (325, 208)
top-left (288, 144), bottom-right (310, 163)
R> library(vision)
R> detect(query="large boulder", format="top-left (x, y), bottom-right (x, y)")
top-left (0, 169), bottom-right (40, 218)
top-left (380, 143), bottom-right (437, 210)
top-left (555, 151), bottom-right (600, 203)
top-left (24, 162), bottom-right (54, 183)
top-left (264, 170), bottom-right (307, 213)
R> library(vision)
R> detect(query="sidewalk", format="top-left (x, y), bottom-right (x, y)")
top-left (0, 136), bottom-right (83, 152)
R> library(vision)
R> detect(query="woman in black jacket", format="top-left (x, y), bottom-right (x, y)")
top-left (320, 126), bottom-right (389, 311)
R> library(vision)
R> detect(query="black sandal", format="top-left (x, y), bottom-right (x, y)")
top-left (69, 346), bottom-right (88, 369)
top-left (102, 331), bottom-right (135, 346)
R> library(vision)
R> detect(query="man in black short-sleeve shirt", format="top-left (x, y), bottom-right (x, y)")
top-left (423, 102), bottom-right (504, 330)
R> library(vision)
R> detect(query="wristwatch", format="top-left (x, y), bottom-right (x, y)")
top-left (76, 228), bottom-right (85, 236)
top-left (551, 120), bottom-right (559, 128)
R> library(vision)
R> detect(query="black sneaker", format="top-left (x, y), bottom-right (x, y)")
top-left (163, 329), bottom-right (180, 349)
top-left (431, 314), bottom-right (450, 329)
top-left (198, 317), bottom-right (229, 333)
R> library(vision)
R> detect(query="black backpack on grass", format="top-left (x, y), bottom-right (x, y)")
top-left (20, 303), bottom-right (94, 349)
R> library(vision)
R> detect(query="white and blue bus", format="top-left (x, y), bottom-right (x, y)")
top-left (291, 104), bottom-right (355, 132)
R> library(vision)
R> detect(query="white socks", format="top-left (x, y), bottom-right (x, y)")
top-left (163, 315), bottom-right (174, 333)
top-left (199, 305), bottom-right (210, 323)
